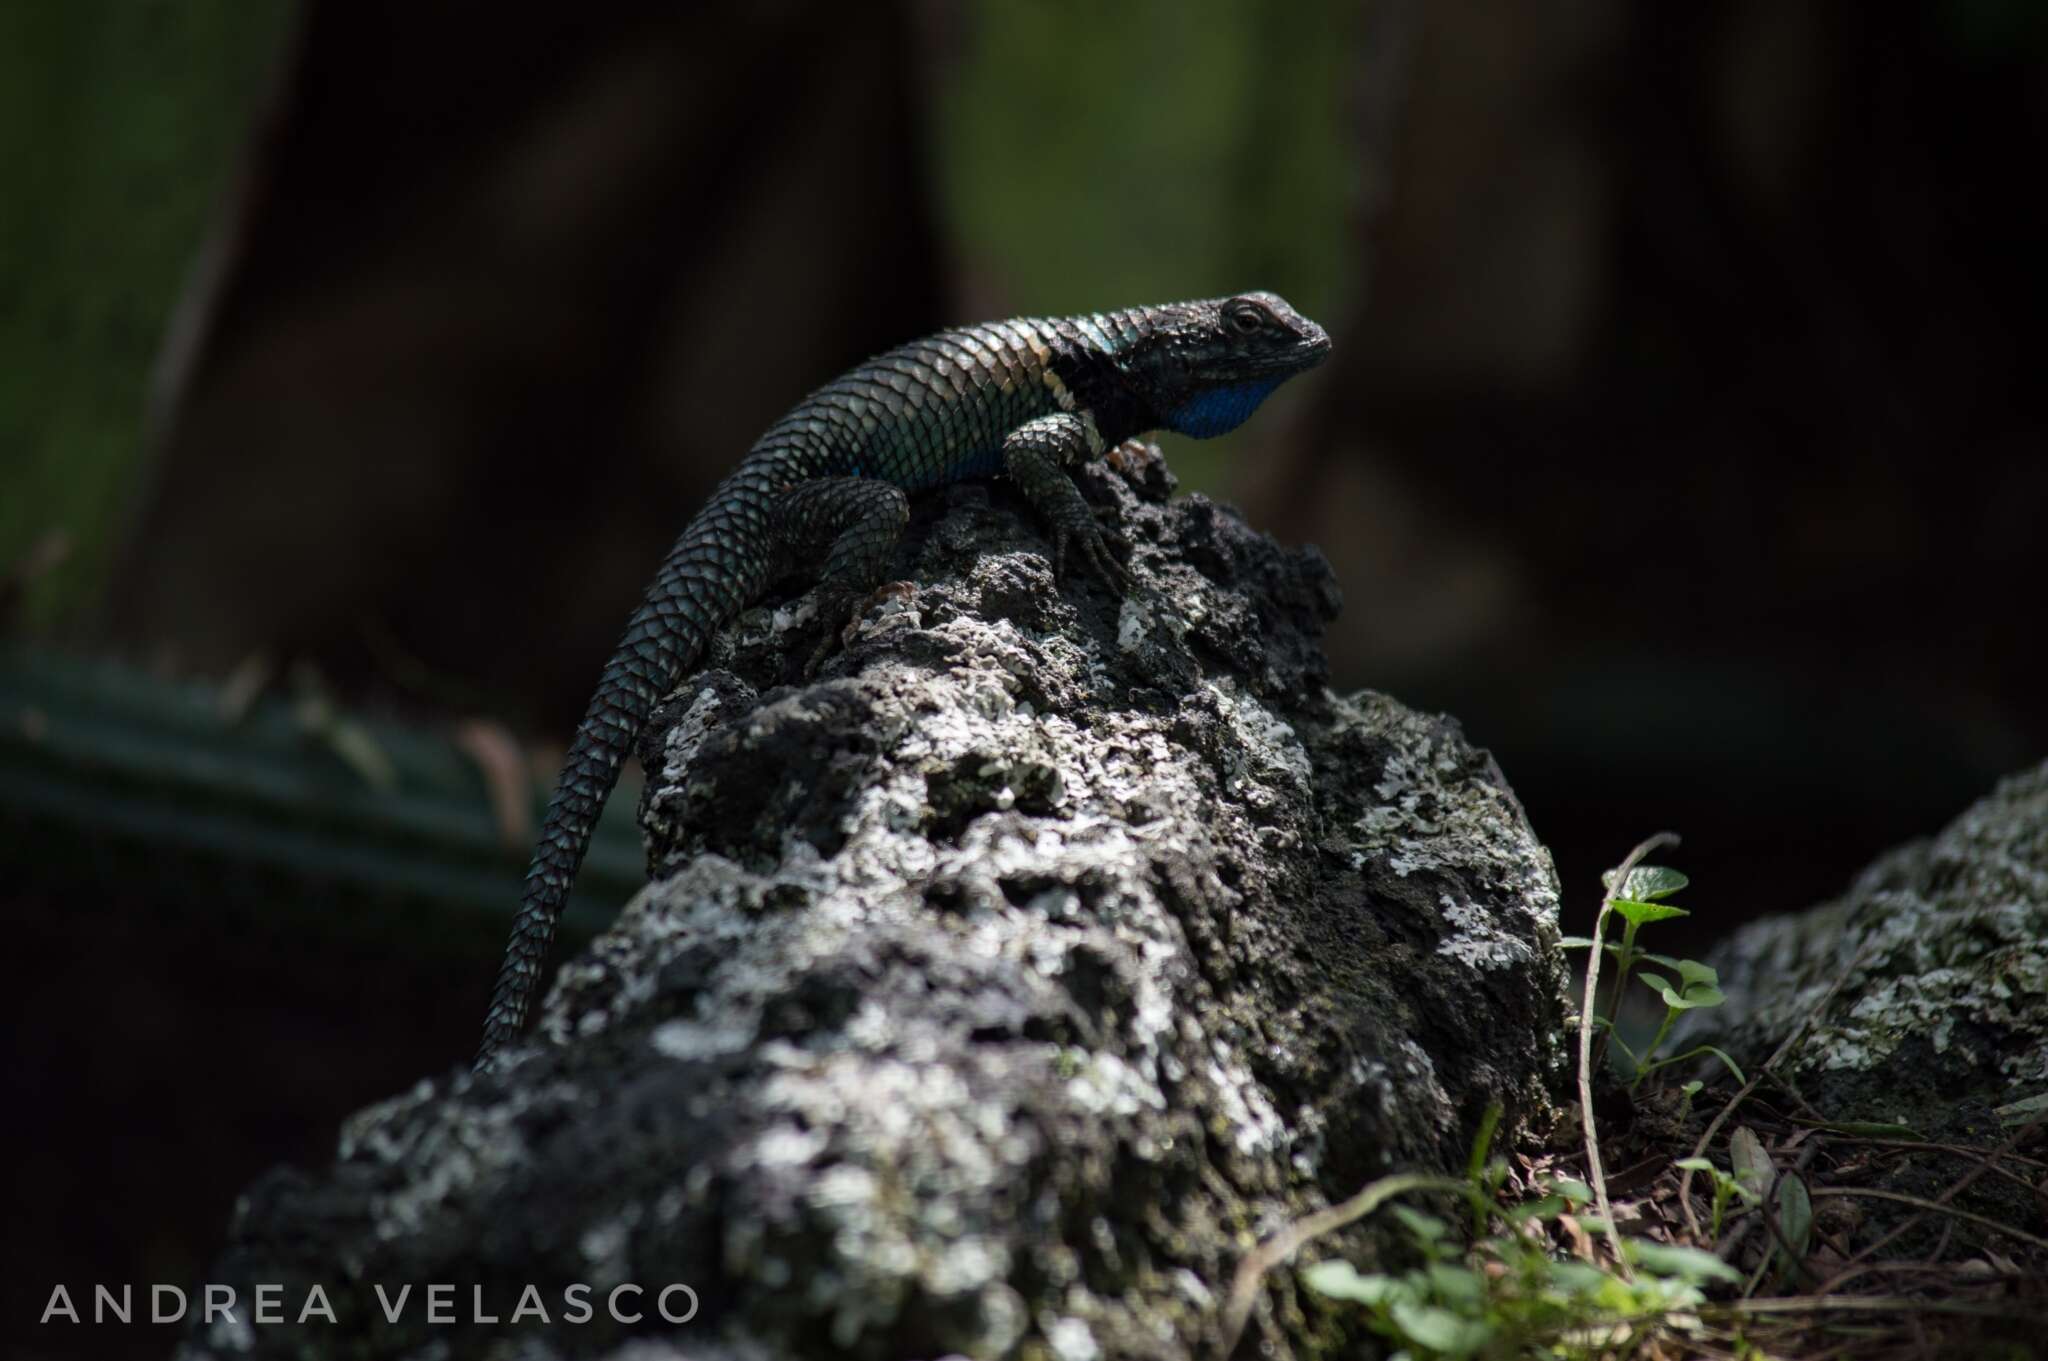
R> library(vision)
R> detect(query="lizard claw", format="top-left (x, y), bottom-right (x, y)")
top-left (1053, 523), bottom-right (1129, 599)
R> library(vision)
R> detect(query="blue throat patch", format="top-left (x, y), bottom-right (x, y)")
top-left (1167, 377), bottom-right (1285, 439)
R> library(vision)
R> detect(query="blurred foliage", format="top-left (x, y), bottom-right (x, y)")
top-left (0, 0), bottom-right (292, 629)
top-left (933, 0), bottom-right (1358, 489)
top-left (1938, 0), bottom-right (2048, 57)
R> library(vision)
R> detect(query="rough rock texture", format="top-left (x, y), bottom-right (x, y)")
top-left (184, 445), bottom-right (1569, 1361)
top-left (1688, 762), bottom-right (2048, 1133)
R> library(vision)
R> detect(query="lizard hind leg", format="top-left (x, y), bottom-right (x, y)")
top-left (773, 477), bottom-right (912, 675)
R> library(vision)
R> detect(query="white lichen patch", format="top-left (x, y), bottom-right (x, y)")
top-left (1337, 690), bottom-right (1561, 948)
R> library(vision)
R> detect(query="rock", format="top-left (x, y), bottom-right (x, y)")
top-left (1680, 763), bottom-right (2048, 1267)
top-left (183, 445), bottom-right (1568, 1361)
top-left (1689, 763), bottom-right (2048, 1129)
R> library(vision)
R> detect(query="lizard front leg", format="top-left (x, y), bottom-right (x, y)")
top-left (774, 476), bottom-right (912, 671)
top-left (1002, 413), bottom-right (1129, 596)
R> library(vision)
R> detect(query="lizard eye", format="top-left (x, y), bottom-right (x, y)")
top-left (1228, 305), bottom-right (1265, 335)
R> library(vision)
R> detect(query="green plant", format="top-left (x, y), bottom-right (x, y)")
top-left (1559, 865), bottom-right (1745, 1093)
top-left (1299, 1106), bottom-right (1741, 1359)
top-left (1673, 1156), bottom-right (1756, 1239)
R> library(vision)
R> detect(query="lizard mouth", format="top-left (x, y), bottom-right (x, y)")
top-left (1291, 326), bottom-right (1334, 369)
top-left (1198, 328), bottom-right (1333, 382)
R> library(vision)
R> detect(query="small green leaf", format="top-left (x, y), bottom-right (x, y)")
top-left (1639, 974), bottom-right (1723, 1010)
top-left (1388, 1300), bottom-right (1494, 1356)
top-left (1674, 959), bottom-right (1719, 989)
top-left (1466, 1103), bottom-right (1502, 1182)
top-left (1623, 1239), bottom-right (1742, 1285)
top-left (1551, 1177), bottom-right (1593, 1205)
top-left (1611, 898), bottom-right (1690, 926)
top-left (1674, 1157), bottom-right (1718, 1174)
top-left (1390, 1205), bottom-right (1448, 1242)
top-left (1424, 1262), bottom-right (1484, 1307)
top-left (1504, 1194), bottom-right (1565, 1223)
top-left (1302, 1259), bottom-right (1398, 1305)
top-left (1558, 935), bottom-right (1597, 950)
top-left (1544, 1259), bottom-right (1610, 1296)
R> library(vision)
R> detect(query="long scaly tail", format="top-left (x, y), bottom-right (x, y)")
top-left (475, 497), bottom-right (772, 1068)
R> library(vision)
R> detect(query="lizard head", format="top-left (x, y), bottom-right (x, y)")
top-left (1122, 292), bottom-right (1332, 439)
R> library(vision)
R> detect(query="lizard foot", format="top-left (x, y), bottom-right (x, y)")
top-left (1052, 522), bottom-right (1130, 599)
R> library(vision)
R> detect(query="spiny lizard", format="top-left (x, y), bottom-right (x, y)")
top-left (477, 293), bottom-right (1331, 1067)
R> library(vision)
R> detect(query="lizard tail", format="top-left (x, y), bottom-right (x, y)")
top-left (476, 497), bottom-right (773, 1069)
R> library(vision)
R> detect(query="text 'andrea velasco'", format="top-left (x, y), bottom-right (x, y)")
top-left (40, 1282), bottom-right (701, 1327)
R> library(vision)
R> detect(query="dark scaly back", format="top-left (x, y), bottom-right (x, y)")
top-left (767, 317), bottom-right (1079, 488)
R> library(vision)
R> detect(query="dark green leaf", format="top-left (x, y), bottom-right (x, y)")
top-left (1775, 1174), bottom-right (1813, 1266)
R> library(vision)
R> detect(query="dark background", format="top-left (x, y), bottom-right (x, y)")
top-left (5, 2), bottom-right (2044, 1357)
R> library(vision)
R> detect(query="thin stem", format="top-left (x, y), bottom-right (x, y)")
top-left (1576, 831), bottom-right (1678, 1282)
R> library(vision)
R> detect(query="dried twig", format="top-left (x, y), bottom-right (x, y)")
top-left (1803, 1186), bottom-right (2048, 1254)
top-left (1814, 1114), bottom-right (2048, 1292)
top-left (1216, 1171), bottom-right (1465, 1357)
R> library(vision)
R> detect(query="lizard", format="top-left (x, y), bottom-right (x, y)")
top-left (476, 291), bottom-right (1331, 1068)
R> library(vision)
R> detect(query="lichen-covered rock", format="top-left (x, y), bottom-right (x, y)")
top-left (183, 445), bottom-right (1568, 1361)
top-left (1688, 762), bottom-right (2048, 1132)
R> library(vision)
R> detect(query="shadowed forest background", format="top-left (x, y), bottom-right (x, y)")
top-left (4, 2), bottom-right (2045, 1357)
